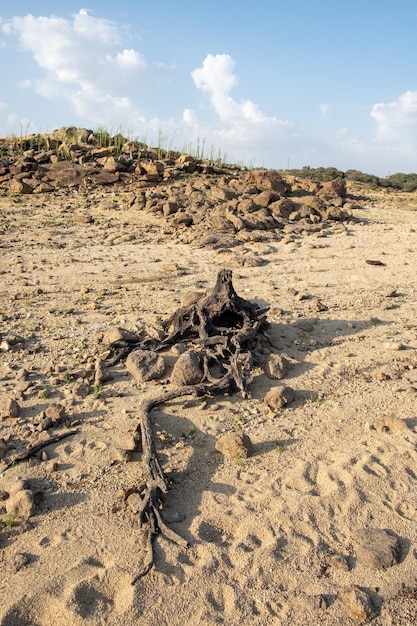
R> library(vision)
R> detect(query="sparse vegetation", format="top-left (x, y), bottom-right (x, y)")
top-left (279, 165), bottom-right (417, 191)
top-left (4, 514), bottom-right (16, 529)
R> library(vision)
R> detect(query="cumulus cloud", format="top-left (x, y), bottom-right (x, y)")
top-left (1, 9), bottom-right (172, 127)
top-left (191, 54), bottom-right (270, 123)
top-left (371, 90), bottom-right (417, 148)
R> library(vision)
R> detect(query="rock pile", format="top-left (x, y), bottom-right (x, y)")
top-left (0, 127), bottom-right (357, 247)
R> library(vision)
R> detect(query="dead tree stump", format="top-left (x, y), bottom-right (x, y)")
top-left (109, 269), bottom-right (269, 581)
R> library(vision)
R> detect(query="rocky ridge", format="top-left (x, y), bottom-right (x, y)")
top-left (0, 127), bottom-right (356, 249)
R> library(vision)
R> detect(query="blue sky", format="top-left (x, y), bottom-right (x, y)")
top-left (1, 2), bottom-right (417, 175)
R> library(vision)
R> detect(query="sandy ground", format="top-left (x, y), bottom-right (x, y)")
top-left (1, 184), bottom-right (417, 625)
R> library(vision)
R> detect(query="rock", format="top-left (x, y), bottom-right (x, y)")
top-left (309, 297), bottom-right (328, 312)
top-left (215, 432), bottom-right (253, 460)
top-left (8, 552), bottom-right (31, 572)
top-left (45, 403), bottom-right (67, 423)
top-left (126, 349), bottom-right (166, 382)
top-left (94, 359), bottom-right (113, 386)
top-left (1, 397), bottom-right (20, 419)
top-left (245, 169), bottom-right (291, 195)
top-left (0, 439), bottom-right (7, 460)
top-left (126, 492), bottom-right (142, 513)
top-left (171, 351), bottom-right (203, 386)
top-left (318, 178), bottom-right (346, 198)
top-left (355, 528), bottom-right (402, 570)
top-left (264, 386), bottom-right (295, 410)
top-left (9, 178), bottom-right (33, 194)
top-left (180, 291), bottom-right (201, 307)
top-left (264, 354), bottom-right (290, 380)
top-left (372, 416), bottom-right (408, 434)
top-left (145, 324), bottom-right (165, 341)
top-left (338, 586), bottom-right (378, 623)
top-left (5, 489), bottom-right (35, 519)
top-left (295, 319), bottom-right (315, 332)
top-left (102, 326), bottom-right (141, 345)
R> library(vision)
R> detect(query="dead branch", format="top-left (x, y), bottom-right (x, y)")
top-left (2, 429), bottom-right (79, 471)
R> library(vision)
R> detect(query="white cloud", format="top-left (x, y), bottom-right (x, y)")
top-left (191, 54), bottom-right (269, 123)
top-left (371, 90), bottom-right (417, 148)
top-left (2, 9), bottom-right (172, 126)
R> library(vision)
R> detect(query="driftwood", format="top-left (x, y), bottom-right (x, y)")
top-left (109, 269), bottom-right (269, 581)
top-left (2, 430), bottom-right (79, 471)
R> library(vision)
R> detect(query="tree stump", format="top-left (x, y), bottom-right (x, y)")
top-left (109, 269), bottom-right (269, 581)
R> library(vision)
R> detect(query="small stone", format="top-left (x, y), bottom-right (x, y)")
top-left (126, 492), bottom-right (142, 513)
top-left (47, 460), bottom-right (59, 472)
top-left (295, 319), bottom-right (315, 332)
top-left (1, 397), bottom-right (20, 419)
top-left (8, 552), bottom-right (30, 573)
top-left (38, 416), bottom-right (53, 431)
top-left (355, 528), bottom-right (402, 570)
top-left (338, 586), bottom-right (378, 623)
top-left (373, 416), bottom-right (408, 434)
top-left (215, 432), bottom-right (253, 460)
top-left (180, 291), bottom-right (201, 307)
top-left (171, 351), bottom-right (203, 386)
top-left (102, 326), bottom-right (141, 345)
top-left (94, 359), bottom-right (113, 386)
top-left (126, 349), bottom-right (165, 382)
top-left (264, 386), bottom-right (295, 410)
top-left (382, 341), bottom-right (403, 351)
top-left (45, 403), bottom-right (67, 423)
top-left (330, 553), bottom-right (351, 571)
top-left (309, 297), bottom-right (328, 312)
top-left (5, 489), bottom-right (35, 519)
top-left (264, 354), bottom-right (290, 380)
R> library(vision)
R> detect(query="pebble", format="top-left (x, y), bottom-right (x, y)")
top-left (295, 319), bottom-right (315, 332)
top-left (264, 386), bottom-right (296, 411)
top-left (382, 341), bottom-right (403, 351)
top-left (355, 528), bottom-right (402, 570)
top-left (215, 432), bottom-right (253, 460)
top-left (5, 489), bottom-right (35, 519)
top-left (338, 586), bottom-right (378, 623)
top-left (171, 351), bottom-right (203, 386)
top-left (1, 397), bottom-right (20, 419)
top-left (264, 354), bottom-right (290, 380)
top-left (125, 349), bottom-right (165, 382)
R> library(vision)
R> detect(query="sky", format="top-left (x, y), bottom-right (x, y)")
top-left (0, 2), bottom-right (417, 175)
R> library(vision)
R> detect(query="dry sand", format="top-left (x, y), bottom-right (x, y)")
top-left (1, 185), bottom-right (417, 625)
